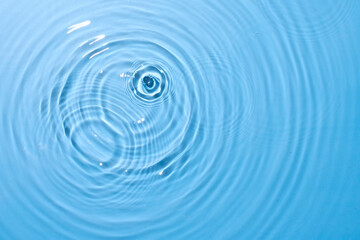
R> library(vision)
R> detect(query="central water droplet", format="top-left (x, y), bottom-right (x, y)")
top-left (129, 64), bottom-right (169, 103)
top-left (142, 75), bottom-right (158, 92)
top-left (143, 76), bottom-right (155, 88)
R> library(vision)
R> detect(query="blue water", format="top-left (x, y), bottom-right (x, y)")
top-left (0, 0), bottom-right (360, 239)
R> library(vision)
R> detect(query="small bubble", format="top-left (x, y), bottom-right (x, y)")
top-left (159, 170), bottom-right (164, 175)
top-left (141, 118), bottom-right (145, 122)
top-left (137, 120), bottom-right (141, 124)
top-left (99, 162), bottom-right (103, 166)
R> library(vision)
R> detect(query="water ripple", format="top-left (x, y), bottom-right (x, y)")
top-left (0, 0), bottom-right (359, 239)
top-left (259, 0), bottom-right (359, 38)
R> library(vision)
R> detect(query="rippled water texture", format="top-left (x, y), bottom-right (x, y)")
top-left (1, 0), bottom-right (360, 239)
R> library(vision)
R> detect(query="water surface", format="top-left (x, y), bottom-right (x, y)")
top-left (0, 0), bottom-right (360, 239)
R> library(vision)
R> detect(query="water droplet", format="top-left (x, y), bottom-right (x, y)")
top-left (129, 64), bottom-right (169, 103)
